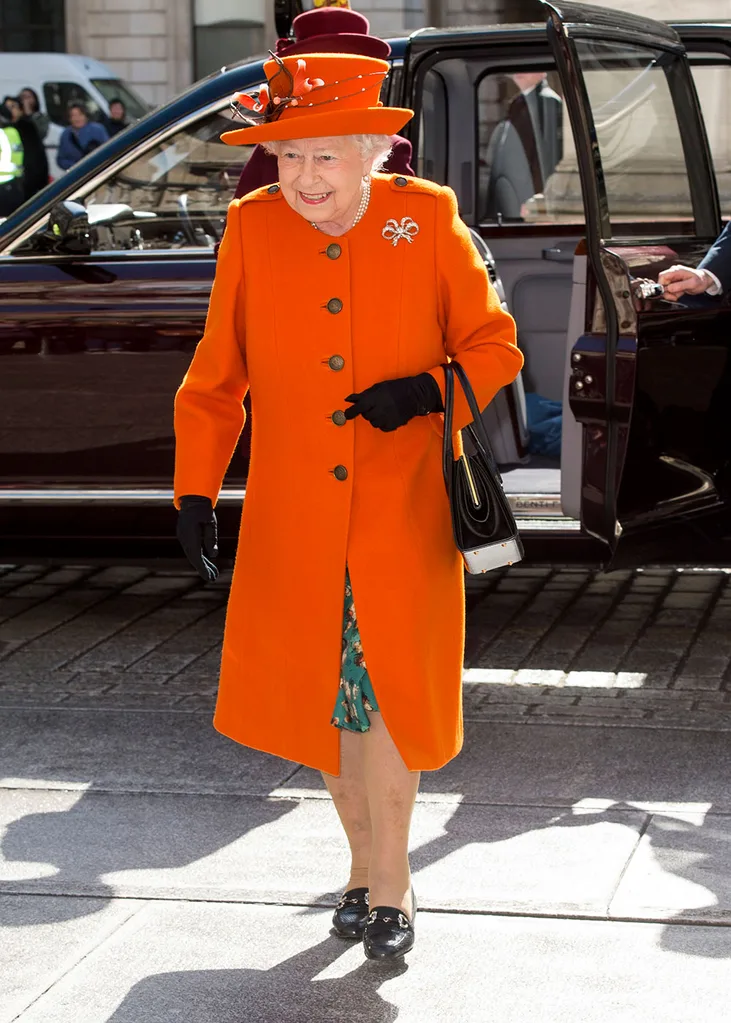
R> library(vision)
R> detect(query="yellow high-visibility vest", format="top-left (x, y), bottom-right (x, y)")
top-left (0, 125), bottom-right (23, 185)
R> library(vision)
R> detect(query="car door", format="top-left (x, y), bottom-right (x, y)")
top-left (0, 99), bottom-right (252, 494)
top-left (541, 1), bottom-right (731, 566)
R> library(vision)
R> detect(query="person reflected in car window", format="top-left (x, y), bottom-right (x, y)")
top-left (485, 72), bottom-right (563, 222)
top-left (3, 95), bottom-right (49, 200)
top-left (57, 103), bottom-right (109, 170)
top-left (658, 226), bottom-right (731, 302)
top-left (106, 98), bottom-right (128, 137)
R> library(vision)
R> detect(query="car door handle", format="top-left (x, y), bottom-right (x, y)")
top-left (542, 246), bottom-right (575, 263)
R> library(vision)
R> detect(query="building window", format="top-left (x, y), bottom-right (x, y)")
top-left (194, 21), bottom-right (265, 80)
top-left (0, 0), bottom-right (65, 52)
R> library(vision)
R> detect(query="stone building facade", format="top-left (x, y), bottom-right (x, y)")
top-left (58, 0), bottom-right (537, 107)
top-left (9, 0), bottom-right (731, 109)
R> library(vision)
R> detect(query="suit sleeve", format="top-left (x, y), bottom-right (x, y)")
top-left (173, 200), bottom-right (249, 507)
top-left (428, 186), bottom-right (523, 432)
top-left (698, 221), bottom-right (731, 295)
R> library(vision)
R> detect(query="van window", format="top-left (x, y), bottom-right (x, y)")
top-left (83, 104), bottom-right (253, 251)
top-left (44, 82), bottom-right (100, 125)
top-left (91, 79), bottom-right (148, 120)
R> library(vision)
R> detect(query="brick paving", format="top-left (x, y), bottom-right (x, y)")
top-left (1, 562), bottom-right (731, 728)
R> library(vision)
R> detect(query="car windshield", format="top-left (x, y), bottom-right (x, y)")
top-left (91, 79), bottom-right (149, 119)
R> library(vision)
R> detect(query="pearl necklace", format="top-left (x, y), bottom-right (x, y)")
top-left (310, 175), bottom-right (371, 232)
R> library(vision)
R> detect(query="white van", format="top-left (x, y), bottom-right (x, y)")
top-left (0, 53), bottom-right (149, 180)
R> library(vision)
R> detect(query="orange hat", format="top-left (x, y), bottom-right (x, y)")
top-left (221, 53), bottom-right (413, 146)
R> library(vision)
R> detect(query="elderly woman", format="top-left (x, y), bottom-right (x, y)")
top-left (174, 53), bottom-right (522, 961)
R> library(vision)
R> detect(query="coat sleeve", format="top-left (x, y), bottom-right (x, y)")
top-left (428, 186), bottom-right (523, 432)
top-left (173, 200), bottom-right (249, 508)
top-left (56, 129), bottom-right (78, 170)
top-left (698, 221), bottom-right (731, 295)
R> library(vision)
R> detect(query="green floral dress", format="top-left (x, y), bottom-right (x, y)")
top-left (331, 569), bottom-right (379, 732)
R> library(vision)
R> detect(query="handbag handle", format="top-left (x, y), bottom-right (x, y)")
top-left (441, 361), bottom-right (502, 492)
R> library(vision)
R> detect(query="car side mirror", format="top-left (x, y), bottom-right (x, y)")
top-left (38, 200), bottom-right (93, 256)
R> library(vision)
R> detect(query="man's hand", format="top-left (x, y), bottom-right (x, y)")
top-left (658, 265), bottom-right (716, 301)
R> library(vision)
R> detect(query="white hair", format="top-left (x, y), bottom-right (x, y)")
top-left (263, 134), bottom-right (393, 172)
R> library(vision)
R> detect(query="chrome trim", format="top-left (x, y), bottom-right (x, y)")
top-left (0, 488), bottom-right (243, 505)
top-left (508, 493), bottom-right (563, 517)
top-left (0, 487), bottom-right (580, 530)
top-left (2, 96), bottom-right (235, 256)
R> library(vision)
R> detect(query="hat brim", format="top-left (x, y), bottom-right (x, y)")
top-left (282, 33), bottom-right (391, 58)
top-left (221, 106), bottom-right (413, 146)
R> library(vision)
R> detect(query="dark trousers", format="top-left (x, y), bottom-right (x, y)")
top-left (0, 178), bottom-right (24, 217)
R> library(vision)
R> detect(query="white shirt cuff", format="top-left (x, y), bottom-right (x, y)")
top-left (702, 269), bottom-right (723, 295)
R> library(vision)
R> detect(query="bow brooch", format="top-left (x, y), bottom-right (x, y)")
top-left (382, 217), bottom-right (419, 246)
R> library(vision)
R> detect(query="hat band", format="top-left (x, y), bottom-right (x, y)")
top-left (231, 54), bottom-right (386, 128)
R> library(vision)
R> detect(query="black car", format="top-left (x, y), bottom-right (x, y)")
top-left (2, 1), bottom-right (731, 568)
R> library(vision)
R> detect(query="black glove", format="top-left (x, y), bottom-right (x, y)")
top-left (344, 372), bottom-right (443, 432)
top-left (177, 495), bottom-right (219, 582)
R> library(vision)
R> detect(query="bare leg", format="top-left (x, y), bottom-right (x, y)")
top-left (362, 712), bottom-right (420, 918)
top-left (321, 728), bottom-right (372, 891)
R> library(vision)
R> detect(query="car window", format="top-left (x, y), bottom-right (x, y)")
top-left (478, 70), bottom-right (567, 224)
top-left (569, 40), bottom-right (695, 237)
top-left (44, 82), bottom-right (101, 125)
top-left (689, 54), bottom-right (731, 218)
top-left (82, 104), bottom-right (254, 251)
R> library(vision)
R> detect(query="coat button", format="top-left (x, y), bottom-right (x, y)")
top-left (333, 464), bottom-right (348, 481)
top-left (331, 410), bottom-right (347, 426)
top-left (326, 243), bottom-right (341, 259)
top-left (327, 297), bottom-right (343, 314)
top-left (394, 176), bottom-right (408, 187)
top-left (267, 184), bottom-right (280, 193)
top-left (328, 354), bottom-right (345, 371)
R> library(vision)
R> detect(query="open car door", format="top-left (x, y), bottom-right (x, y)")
top-left (542, 1), bottom-right (731, 567)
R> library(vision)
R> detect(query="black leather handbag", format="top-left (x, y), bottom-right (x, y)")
top-left (442, 361), bottom-right (524, 573)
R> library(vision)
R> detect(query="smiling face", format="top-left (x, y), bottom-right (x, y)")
top-left (276, 136), bottom-right (374, 235)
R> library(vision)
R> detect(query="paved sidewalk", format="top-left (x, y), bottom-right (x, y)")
top-left (1, 562), bottom-right (730, 726)
top-left (2, 563), bottom-right (731, 1022)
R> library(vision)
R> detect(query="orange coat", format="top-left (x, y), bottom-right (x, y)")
top-left (174, 173), bottom-right (521, 775)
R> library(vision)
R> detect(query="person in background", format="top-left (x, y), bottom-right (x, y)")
top-left (0, 104), bottom-right (24, 216)
top-left (658, 225), bottom-right (731, 301)
top-left (3, 95), bottom-right (48, 200)
top-left (106, 98), bottom-right (128, 137)
top-left (232, 0), bottom-right (413, 199)
top-left (485, 72), bottom-right (563, 221)
top-left (57, 103), bottom-right (109, 170)
top-left (19, 87), bottom-right (49, 141)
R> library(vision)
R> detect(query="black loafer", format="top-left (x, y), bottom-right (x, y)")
top-left (332, 887), bottom-right (369, 938)
top-left (363, 893), bottom-right (416, 960)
